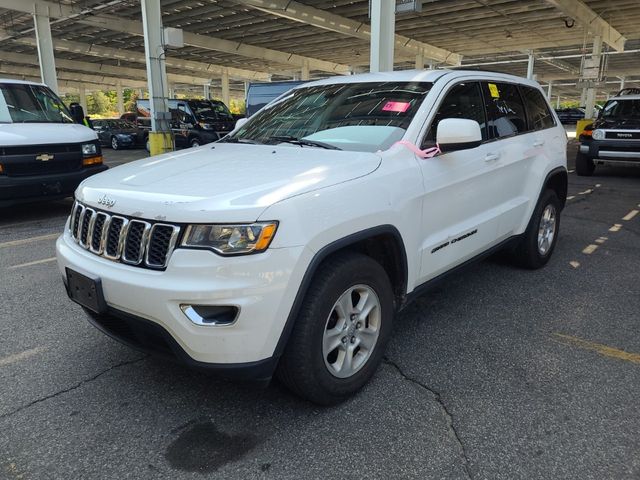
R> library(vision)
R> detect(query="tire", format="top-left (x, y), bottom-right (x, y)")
top-left (111, 136), bottom-right (120, 150)
top-left (145, 138), bottom-right (150, 152)
top-left (277, 252), bottom-right (394, 405)
top-left (575, 151), bottom-right (595, 176)
top-left (511, 189), bottom-right (561, 269)
top-left (190, 138), bottom-right (201, 148)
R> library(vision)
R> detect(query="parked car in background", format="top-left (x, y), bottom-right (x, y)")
top-left (0, 79), bottom-right (106, 207)
top-left (576, 91), bottom-right (640, 175)
top-left (93, 119), bottom-right (143, 150)
top-left (245, 80), bottom-right (306, 117)
top-left (57, 70), bottom-right (567, 404)
top-left (136, 98), bottom-right (235, 149)
top-left (120, 112), bottom-right (137, 123)
top-left (555, 107), bottom-right (585, 124)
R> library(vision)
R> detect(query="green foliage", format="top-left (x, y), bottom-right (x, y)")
top-left (87, 91), bottom-right (114, 115)
top-left (229, 98), bottom-right (246, 115)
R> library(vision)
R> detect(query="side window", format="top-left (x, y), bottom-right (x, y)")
top-left (481, 82), bottom-right (527, 139)
top-left (520, 86), bottom-right (555, 131)
top-left (421, 82), bottom-right (487, 148)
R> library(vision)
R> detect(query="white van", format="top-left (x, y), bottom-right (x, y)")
top-left (0, 79), bottom-right (107, 207)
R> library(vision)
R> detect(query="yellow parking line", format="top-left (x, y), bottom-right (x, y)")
top-left (582, 244), bottom-right (598, 254)
top-left (8, 257), bottom-right (57, 270)
top-left (552, 333), bottom-right (640, 364)
top-left (622, 210), bottom-right (638, 221)
top-left (0, 233), bottom-right (59, 249)
top-left (609, 224), bottom-right (622, 232)
top-left (0, 347), bottom-right (45, 367)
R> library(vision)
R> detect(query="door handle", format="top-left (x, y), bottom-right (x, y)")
top-left (533, 140), bottom-right (545, 147)
top-left (484, 153), bottom-right (500, 163)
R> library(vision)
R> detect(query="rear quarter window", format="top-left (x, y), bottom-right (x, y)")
top-left (520, 86), bottom-right (555, 131)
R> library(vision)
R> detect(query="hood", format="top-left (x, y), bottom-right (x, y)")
top-left (0, 123), bottom-right (97, 146)
top-left (594, 117), bottom-right (640, 129)
top-left (77, 143), bottom-right (381, 223)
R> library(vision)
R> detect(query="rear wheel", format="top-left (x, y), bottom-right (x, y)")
top-left (575, 151), bottom-right (595, 176)
top-left (277, 252), bottom-right (394, 405)
top-left (111, 136), bottom-right (120, 150)
top-left (190, 137), bottom-right (201, 148)
top-left (511, 189), bottom-right (561, 269)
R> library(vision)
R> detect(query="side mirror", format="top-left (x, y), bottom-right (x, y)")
top-left (436, 118), bottom-right (482, 153)
top-left (234, 117), bottom-right (249, 130)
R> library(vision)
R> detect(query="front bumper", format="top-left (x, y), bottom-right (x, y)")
top-left (0, 165), bottom-right (108, 207)
top-left (56, 227), bottom-right (311, 370)
top-left (580, 139), bottom-right (640, 164)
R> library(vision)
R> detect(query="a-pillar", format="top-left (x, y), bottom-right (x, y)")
top-left (526, 50), bottom-right (535, 80)
top-left (369, 0), bottom-right (395, 73)
top-left (78, 85), bottom-right (88, 113)
top-left (221, 69), bottom-right (230, 106)
top-left (116, 81), bottom-right (124, 115)
top-left (33, 3), bottom-right (58, 94)
top-left (141, 0), bottom-right (172, 155)
top-left (584, 36), bottom-right (603, 119)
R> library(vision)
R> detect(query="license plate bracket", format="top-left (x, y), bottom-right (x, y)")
top-left (66, 268), bottom-right (107, 314)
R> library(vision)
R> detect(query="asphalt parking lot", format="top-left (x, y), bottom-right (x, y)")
top-left (1, 144), bottom-right (639, 479)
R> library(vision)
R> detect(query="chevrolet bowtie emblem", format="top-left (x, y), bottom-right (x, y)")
top-left (36, 153), bottom-right (54, 162)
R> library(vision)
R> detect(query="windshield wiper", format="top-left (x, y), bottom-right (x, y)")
top-left (270, 135), bottom-right (341, 150)
top-left (218, 137), bottom-right (263, 145)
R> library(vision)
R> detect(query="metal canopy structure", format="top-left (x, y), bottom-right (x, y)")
top-left (0, 0), bottom-right (639, 101)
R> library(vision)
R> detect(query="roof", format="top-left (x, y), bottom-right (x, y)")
top-left (0, 78), bottom-right (44, 86)
top-left (608, 95), bottom-right (640, 101)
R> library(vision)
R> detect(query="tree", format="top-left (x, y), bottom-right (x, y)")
top-left (87, 91), bottom-right (114, 115)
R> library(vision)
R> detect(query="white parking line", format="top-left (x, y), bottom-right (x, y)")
top-left (8, 257), bottom-right (57, 270)
top-left (578, 189), bottom-right (593, 195)
top-left (566, 195), bottom-right (576, 200)
top-left (569, 261), bottom-right (580, 268)
top-left (595, 237), bottom-right (608, 244)
top-left (0, 347), bottom-right (45, 367)
top-left (622, 210), bottom-right (638, 221)
top-left (0, 233), bottom-right (59, 249)
top-left (582, 244), bottom-right (598, 255)
top-left (609, 224), bottom-right (623, 232)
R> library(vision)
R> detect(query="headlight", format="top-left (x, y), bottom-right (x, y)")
top-left (82, 143), bottom-right (97, 155)
top-left (181, 222), bottom-right (278, 255)
top-left (592, 129), bottom-right (605, 140)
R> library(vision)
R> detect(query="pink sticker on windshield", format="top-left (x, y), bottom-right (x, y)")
top-left (382, 101), bottom-right (411, 113)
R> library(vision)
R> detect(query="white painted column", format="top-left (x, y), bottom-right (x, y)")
top-left (526, 50), bottom-right (535, 80)
top-left (369, 0), bottom-right (395, 73)
top-left (556, 96), bottom-right (560, 109)
top-left (203, 84), bottom-right (210, 100)
top-left (116, 81), bottom-right (124, 115)
top-left (221, 68), bottom-right (230, 105)
top-left (168, 85), bottom-right (175, 98)
top-left (547, 81), bottom-right (553, 100)
top-left (415, 52), bottom-right (424, 70)
top-left (619, 77), bottom-right (626, 92)
top-left (584, 35), bottom-right (603, 119)
top-left (301, 60), bottom-right (310, 81)
top-left (78, 85), bottom-right (87, 113)
top-left (140, 0), bottom-right (170, 133)
top-left (33, 4), bottom-right (58, 94)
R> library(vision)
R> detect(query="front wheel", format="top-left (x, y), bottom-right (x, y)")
top-left (511, 189), bottom-right (561, 269)
top-left (190, 138), bottom-right (201, 148)
top-left (111, 136), bottom-right (120, 150)
top-left (277, 252), bottom-right (394, 405)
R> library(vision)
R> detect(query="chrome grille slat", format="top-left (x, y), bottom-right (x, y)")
top-left (68, 202), bottom-right (178, 270)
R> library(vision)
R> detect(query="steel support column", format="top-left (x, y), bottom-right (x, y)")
top-left (547, 81), bottom-right (553, 100)
top-left (301, 60), bottom-right (310, 81)
top-left (526, 50), bottom-right (535, 80)
top-left (32, 4), bottom-right (58, 93)
top-left (415, 52), bottom-right (424, 70)
top-left (203, 83), bottom-right (210, 100)
top-left (620, 77), bottom-right (626, 92)
top-left (140, 0), bottom-right (172, 155)
top-left (78, 85), bottom-right (87, 113)
top-left (585, 36), bottom-right (603, 119)
top-left (116, 81), bottom-right (124, 115)
top-left (369, 0), bottom-right (395, 73)
top-left (221, 68), bottom-right (230, 105)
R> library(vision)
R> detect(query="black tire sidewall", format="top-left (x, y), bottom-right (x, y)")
top-left (281, 253), bottom-right (394, 403)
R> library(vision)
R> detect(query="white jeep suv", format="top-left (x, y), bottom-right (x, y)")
top-left (57, 70), bottom-right (567, 404)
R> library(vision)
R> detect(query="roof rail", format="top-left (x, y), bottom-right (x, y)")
top-left (616, 87), bottom-right (640, 96)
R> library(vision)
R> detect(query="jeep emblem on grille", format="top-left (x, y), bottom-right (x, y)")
top-left (98, 194), bottom-right (116, 208)
top-left (36, 153), bottom-right (54, 162)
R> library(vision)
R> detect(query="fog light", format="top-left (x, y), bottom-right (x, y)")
top-left (180, 304), bottom-right (239, 326)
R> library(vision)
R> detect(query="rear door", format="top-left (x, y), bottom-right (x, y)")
top-left (479, 81), bottom-right (532, 239)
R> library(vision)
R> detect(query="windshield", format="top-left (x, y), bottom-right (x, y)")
top-left (188, 100), bottom-right (233, 121)
top-left (601, 99), bottom-right (640, 120)
top-left (0, 83), bottom-right (74, 124)
top-left (225, 81), bottom-right (432, 152)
